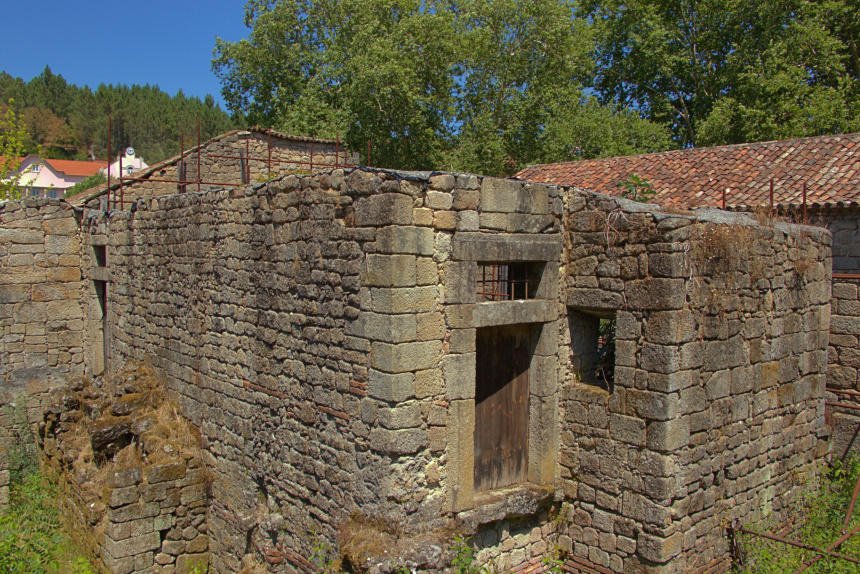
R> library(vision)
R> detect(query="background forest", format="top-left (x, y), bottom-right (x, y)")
top-left (3, 0), bottom-right (859, 177)
top-left (0, 67), bottom-right (236, 165)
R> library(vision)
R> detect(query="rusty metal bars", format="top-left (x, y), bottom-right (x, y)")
top-left (104, 120), bottom-right (361, 207)
top-left (731, 524), bottom-right (860, 565)
top-left (119, 153), bottom-right (124, 210)
top-left (476, 264), bottom-right (538, 302)
top-left (107, 116), bottom-right (111, 210)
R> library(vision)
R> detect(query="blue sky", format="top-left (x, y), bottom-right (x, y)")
top-left (0, 0), bottom-right (249, 111)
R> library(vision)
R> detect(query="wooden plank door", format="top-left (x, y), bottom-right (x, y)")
top-left (474, 324), bottom-right (530, 492)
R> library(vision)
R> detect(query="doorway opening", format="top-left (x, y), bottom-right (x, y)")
top-left (474, 324), bottom-right (531, 492)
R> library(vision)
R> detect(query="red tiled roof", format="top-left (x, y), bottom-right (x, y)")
top-left (44, 159), bottom-right (107, 178)
top-left (515, 133), bottom-right (860, 209)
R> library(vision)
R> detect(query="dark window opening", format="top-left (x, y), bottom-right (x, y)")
top-left (595, 318), bottom-right (616, 391)
top-left (477, 263), bottom-right (541, 302)
top-left (93, 245), bottom-right (107, 267)
top-left (570, 311), bottom-right (616, 393)
top-left (240, 150), bottom-right (248, 184)
top-left (94, 280), bottom-right (107, 315)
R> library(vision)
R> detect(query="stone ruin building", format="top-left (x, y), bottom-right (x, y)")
top-left (69, 127), bottom-right (358, 212)
top-left (0, 164), bottom-right (833, 574)
top-left (517, 132), bottom-right (860, 462)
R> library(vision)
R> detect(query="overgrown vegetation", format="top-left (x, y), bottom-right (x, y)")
top-left (737, 457), bottom-right (860, 573)
top-left (617, 174), bottom-right (656, 203)
top-left (0, 405), bottom-right (94, 574)
top-left (64, 172), bottom-right (105, 198)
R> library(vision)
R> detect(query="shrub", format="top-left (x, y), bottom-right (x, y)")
top-left (738, 457), bottom-right (860, 573)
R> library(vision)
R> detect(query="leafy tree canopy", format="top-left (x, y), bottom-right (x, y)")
top-left (1, 99), bottom-right (31, 201)
top-left (582, 0), bottom-right (860, 147)
top-left (213, 0), bottom-right (671, 175)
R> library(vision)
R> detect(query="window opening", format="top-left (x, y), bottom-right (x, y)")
top-left (570, 311), bottom-right (616, 393)
top-left (93, 245), bottom-right (107, 267)
top-left (477, 263), bottom-right (540, 301)
top-left (94, 279), bottom-right (109, 373)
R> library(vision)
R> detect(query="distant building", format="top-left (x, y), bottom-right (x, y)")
top-left (104, 147), bottom-right (148, 178)
top-left (7, 155), bottom-right (107, 198)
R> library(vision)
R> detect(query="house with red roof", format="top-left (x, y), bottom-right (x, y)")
top-left (11, 155), bottom-right (107, 198)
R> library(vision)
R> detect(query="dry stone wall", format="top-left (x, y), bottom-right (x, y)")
top-left (819, 209), bottom-right (860, 459)
top-left (560, 200), bottom-right (831, 574)
top-left (0, 198), bottom-right (85, 390)
top-left (823, 210), bottom-right (860, 275)
top-left (0, 198), bottom-right (88, 504)
top-left (36, 363), bottom-right (210, 574)
top-left (84, 168), bottom-right (569, 573)
top-left (0, 169), bottom-right (828, 573)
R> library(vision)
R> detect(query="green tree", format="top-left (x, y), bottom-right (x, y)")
top-left (582, 0), bottom-right (860, 147)
top-left (449, 0), bottom-right (669, 175)
top-left (214, 0), bottom-right (458, 170)
top-left (1, 99), bottom-right (30, 201)
top-left (64, 172), bottom-right (106, 198)
top-left (214, 0), bottom-right (670, 174)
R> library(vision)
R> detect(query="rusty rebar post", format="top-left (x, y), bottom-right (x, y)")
top-left (336, 132), bottom-right (340, 169)
top-left (830, 388), bottom-right (860, 398)
top-left (107, 115), bottom-right (111, 210)
top-left (310, 142), bottom-right (314, 173)
top-left (827, 401), bottom-right (860, 411)
top-left (803, 181), bottom-right (807, 221)
top-left (770, 179), bottom-right (774, 218)
top-left (246, 139), bottom-right (250, 183)
top-left (268, 131), bottom-right (272, 176)
top-left (180, 133), bottom-right (185, 192)
top-left (794, 523), bottom-right (860, 573)
top-left (843, 471), bottom-right (860, 533)
top-left (119, 153), bottom-right (124, 210)
top-left (197, 121), bottom-right (201, 194)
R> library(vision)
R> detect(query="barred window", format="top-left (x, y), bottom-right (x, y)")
top-left (476, 263), bottom-right (540, 302)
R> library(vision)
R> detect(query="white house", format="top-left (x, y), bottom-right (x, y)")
top-left (105, 147), bottom-right (148, 178)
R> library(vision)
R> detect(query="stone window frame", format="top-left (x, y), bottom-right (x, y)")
top-left (444, 233), bottom-right (561, 513)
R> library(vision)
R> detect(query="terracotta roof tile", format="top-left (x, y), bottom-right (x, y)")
top-left (516, 132), bottom-right (860, 209)
top-left (44, 159), bottom-right (107, 178)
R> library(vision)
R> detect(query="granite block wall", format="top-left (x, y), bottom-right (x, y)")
top-left (0, 198), bottom-right (86, 390)
top-left (1, 169), bottom-right (834, 572)
top-left (559, 198), bottom-right (831, 574)
top-left (0, 198), bottom-right (88, 509)
top-left (83, 169), bottom-right (568, 573)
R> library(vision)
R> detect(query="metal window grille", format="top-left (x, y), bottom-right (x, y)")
top-left (476, 263), bottom-right (539, 301)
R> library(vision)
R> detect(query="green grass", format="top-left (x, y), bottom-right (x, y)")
top-left (0, 412), bottom-right (95, 574)
top-left (738, 457), bottom-right (860, 573)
